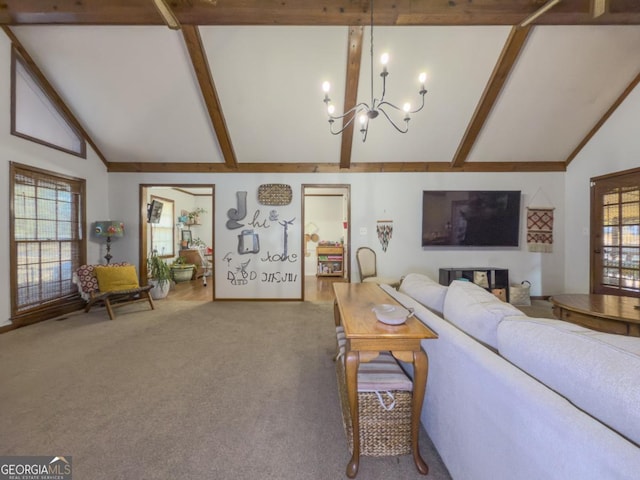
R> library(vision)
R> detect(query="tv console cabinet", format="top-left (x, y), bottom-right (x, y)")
top-left (439, 267), bottom-right (509, 302)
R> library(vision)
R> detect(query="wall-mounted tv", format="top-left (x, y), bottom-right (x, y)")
top-left (147, 199), bottom-right (164, 224)
top-left (422, 190), bottom-right (521, 247)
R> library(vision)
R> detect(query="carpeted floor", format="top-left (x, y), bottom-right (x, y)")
top-left (0, 300), bottom-right (451, 480)
top-left (516, 299), bottom-right (556, 319)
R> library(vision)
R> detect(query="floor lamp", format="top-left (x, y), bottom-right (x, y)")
top-left (94, 221), bottom-right (125, 264)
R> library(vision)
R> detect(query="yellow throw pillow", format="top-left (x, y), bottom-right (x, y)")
top-left (94, 265), bottom-right (140, 292)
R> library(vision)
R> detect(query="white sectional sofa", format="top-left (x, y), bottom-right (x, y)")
top-left (380, 274), bottom-right (640, 480)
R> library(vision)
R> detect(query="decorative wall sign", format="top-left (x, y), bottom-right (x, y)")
top-left (279, 217), bottom-right (295, 257)
top-left (376, 220), bottom-right (393, 252)
top-left (217, 183), bottom-right (301, 300)
top-left (227, 191), bottom-right (247, 229)
top-left (526, 187), bottom-right (554, 253)
top-left (238, 229), bottom-right (260, 254)
top-left (527, 207), bottom-right (554, 253)
top-left (258, 184), bottom-right (292, 206)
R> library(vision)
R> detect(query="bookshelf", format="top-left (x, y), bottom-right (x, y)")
top-left (317, 246), bottom-right (344, 277)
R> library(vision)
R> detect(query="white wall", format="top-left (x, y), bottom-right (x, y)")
top-left (564, 83), bottom-right (640, 294)
top-left (0, 34), bottom-right (110, 326)
top-left (108, 170), bottom-right (565, 298)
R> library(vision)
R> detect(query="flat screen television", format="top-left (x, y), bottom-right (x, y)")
top-left (422, 190), bottom-right (521, 247)
top-left (147, 199), bottom-right (164, 224)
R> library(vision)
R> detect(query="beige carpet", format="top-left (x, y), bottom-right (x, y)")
top-left (516, 299), bottom-right (557, 319)
top-left (0, 300), bottom-right (451, 480)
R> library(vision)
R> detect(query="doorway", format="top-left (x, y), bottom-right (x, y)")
top-left (590, 169), bottom-right (640, 297)
top-left (140, 184), bottom-right (215, 301)
top-left (302, 184), bottom-right (351, 301)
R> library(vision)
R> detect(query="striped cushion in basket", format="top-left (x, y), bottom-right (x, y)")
top-left (357, 353), bottom-right (413, 392)
top-left (335, 326), bottom-right (412, 392)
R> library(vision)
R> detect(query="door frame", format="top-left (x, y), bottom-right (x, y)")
top-left (590, 167), bottom-right (640, 297)
top-left (301, 184), bottom-right (351, 300)
top-left (139, 183), bottom-right (215, 300)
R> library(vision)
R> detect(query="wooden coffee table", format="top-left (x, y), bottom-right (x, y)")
top-left (550, 294), bottom-right (640, 337)
top-left (333, 282), bottom-right (438, 478)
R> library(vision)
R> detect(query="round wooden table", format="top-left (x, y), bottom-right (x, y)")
top-left (550, 294), bottom-right (640, 337)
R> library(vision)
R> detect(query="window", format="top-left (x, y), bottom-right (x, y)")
top-left (10, 163), bottom-right (86, 326)
top-left (11, 47), bottom-right (86, 157)
top-left (150, 195), bottom-right (175, 258)
top-left (591, 168), bottom-right (640, 297)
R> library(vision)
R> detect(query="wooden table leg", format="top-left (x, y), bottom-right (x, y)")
top-left (412, 349), bottom-right (429, 475)
top-left (334, 299), bottom-right (341, 326)
top-left (345, 350), bottom-right (360, 478)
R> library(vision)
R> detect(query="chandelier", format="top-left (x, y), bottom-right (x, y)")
top-left (322, 0), bottom-right (428, 142)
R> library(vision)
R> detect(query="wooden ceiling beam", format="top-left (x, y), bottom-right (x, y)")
top-left (338, 26), bottom-right (363, 170)
top-left (1, 26), bottom-right (110, 167)
top-left (182, 25), bottom-right (237, 170)
top-left (565, 71), bottom-right (640, 166)
top-left (107, 161), bottom-right (566, 174)
top-left (2, 1), bottom-right (640, 26)
top-left (451, 25), bottom-right (531, 168)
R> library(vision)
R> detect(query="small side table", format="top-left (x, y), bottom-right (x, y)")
top-left (333, 282), bottom-right (438, 478)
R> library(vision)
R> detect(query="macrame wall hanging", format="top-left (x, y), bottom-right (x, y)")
top-left (376, 220), bottom-right (393, 252)
top-left (527, 188), bottom-right (555, 253)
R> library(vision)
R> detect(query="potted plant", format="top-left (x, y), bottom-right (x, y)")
top-left (147, 250), bottom-right (172, 299)
top-left (171, 256), bottom-right (196, 283)
top-left (186, 207), bottom-right (206, 225)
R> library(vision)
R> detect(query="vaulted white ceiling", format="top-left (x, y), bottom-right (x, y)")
top-left (4, 2), bottom-right (640, 173)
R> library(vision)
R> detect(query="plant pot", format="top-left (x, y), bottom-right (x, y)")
top-left (149, 279), bottom-right (171, 299)
top-left (172, 265), bottom-right (195, 283)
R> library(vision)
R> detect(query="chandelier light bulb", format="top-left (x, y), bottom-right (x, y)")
top-left (327, 104), bottom-right (335, 115)
top-left (380, 53), bottom-right (389, 65)
top-left (419, 72), bottom-right (427, 84)
top-left (322, 81), bottom-right (331, 93)
top-left (359, 114), bottom-right (367, 125)
top-left (403, 103), bottom-right (411, 112)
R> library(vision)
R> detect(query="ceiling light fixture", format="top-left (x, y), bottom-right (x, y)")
top-left (322, 0), bottom-right (427, 142)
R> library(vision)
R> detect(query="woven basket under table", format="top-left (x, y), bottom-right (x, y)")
top-left (335, 358), bottom-right (413, 457)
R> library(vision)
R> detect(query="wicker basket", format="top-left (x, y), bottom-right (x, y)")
top-left (335, 357), bottom-right (413, 457)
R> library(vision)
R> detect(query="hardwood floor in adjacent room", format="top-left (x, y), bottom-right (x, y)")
top-left (163, 275), bottom-right (347, 302)
top-left (167, 277), bottom-right (213, 301)
top-left (304, 275), bottom-right (347, 302)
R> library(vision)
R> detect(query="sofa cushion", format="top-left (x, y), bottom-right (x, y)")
top-left (443, 280), bottom-right (525, 349)
top-left (94, 265), bottom-right (140, 292)
top-left (74, 262), bottom-right (130, 301)
top-left (399, 273), bottom-right (448, 315)
top-left (497, 316), bottom-right (640, 446)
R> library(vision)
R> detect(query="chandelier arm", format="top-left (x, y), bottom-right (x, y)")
top-left (408, 92), bottom-right (427, 114)
top-left (378, 92), bottom-right (426, 115)
top-left (377, 100), bottom-right (402, 112)
top-left (328, 102), bottom-right (370, 121)
top-left (328, 113), bottom-right (357, 135)
top-left (378, 107), bottom-right (409, 134)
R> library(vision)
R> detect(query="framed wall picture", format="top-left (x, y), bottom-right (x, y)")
top-left (181, 229), bottom-right (192, 247)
